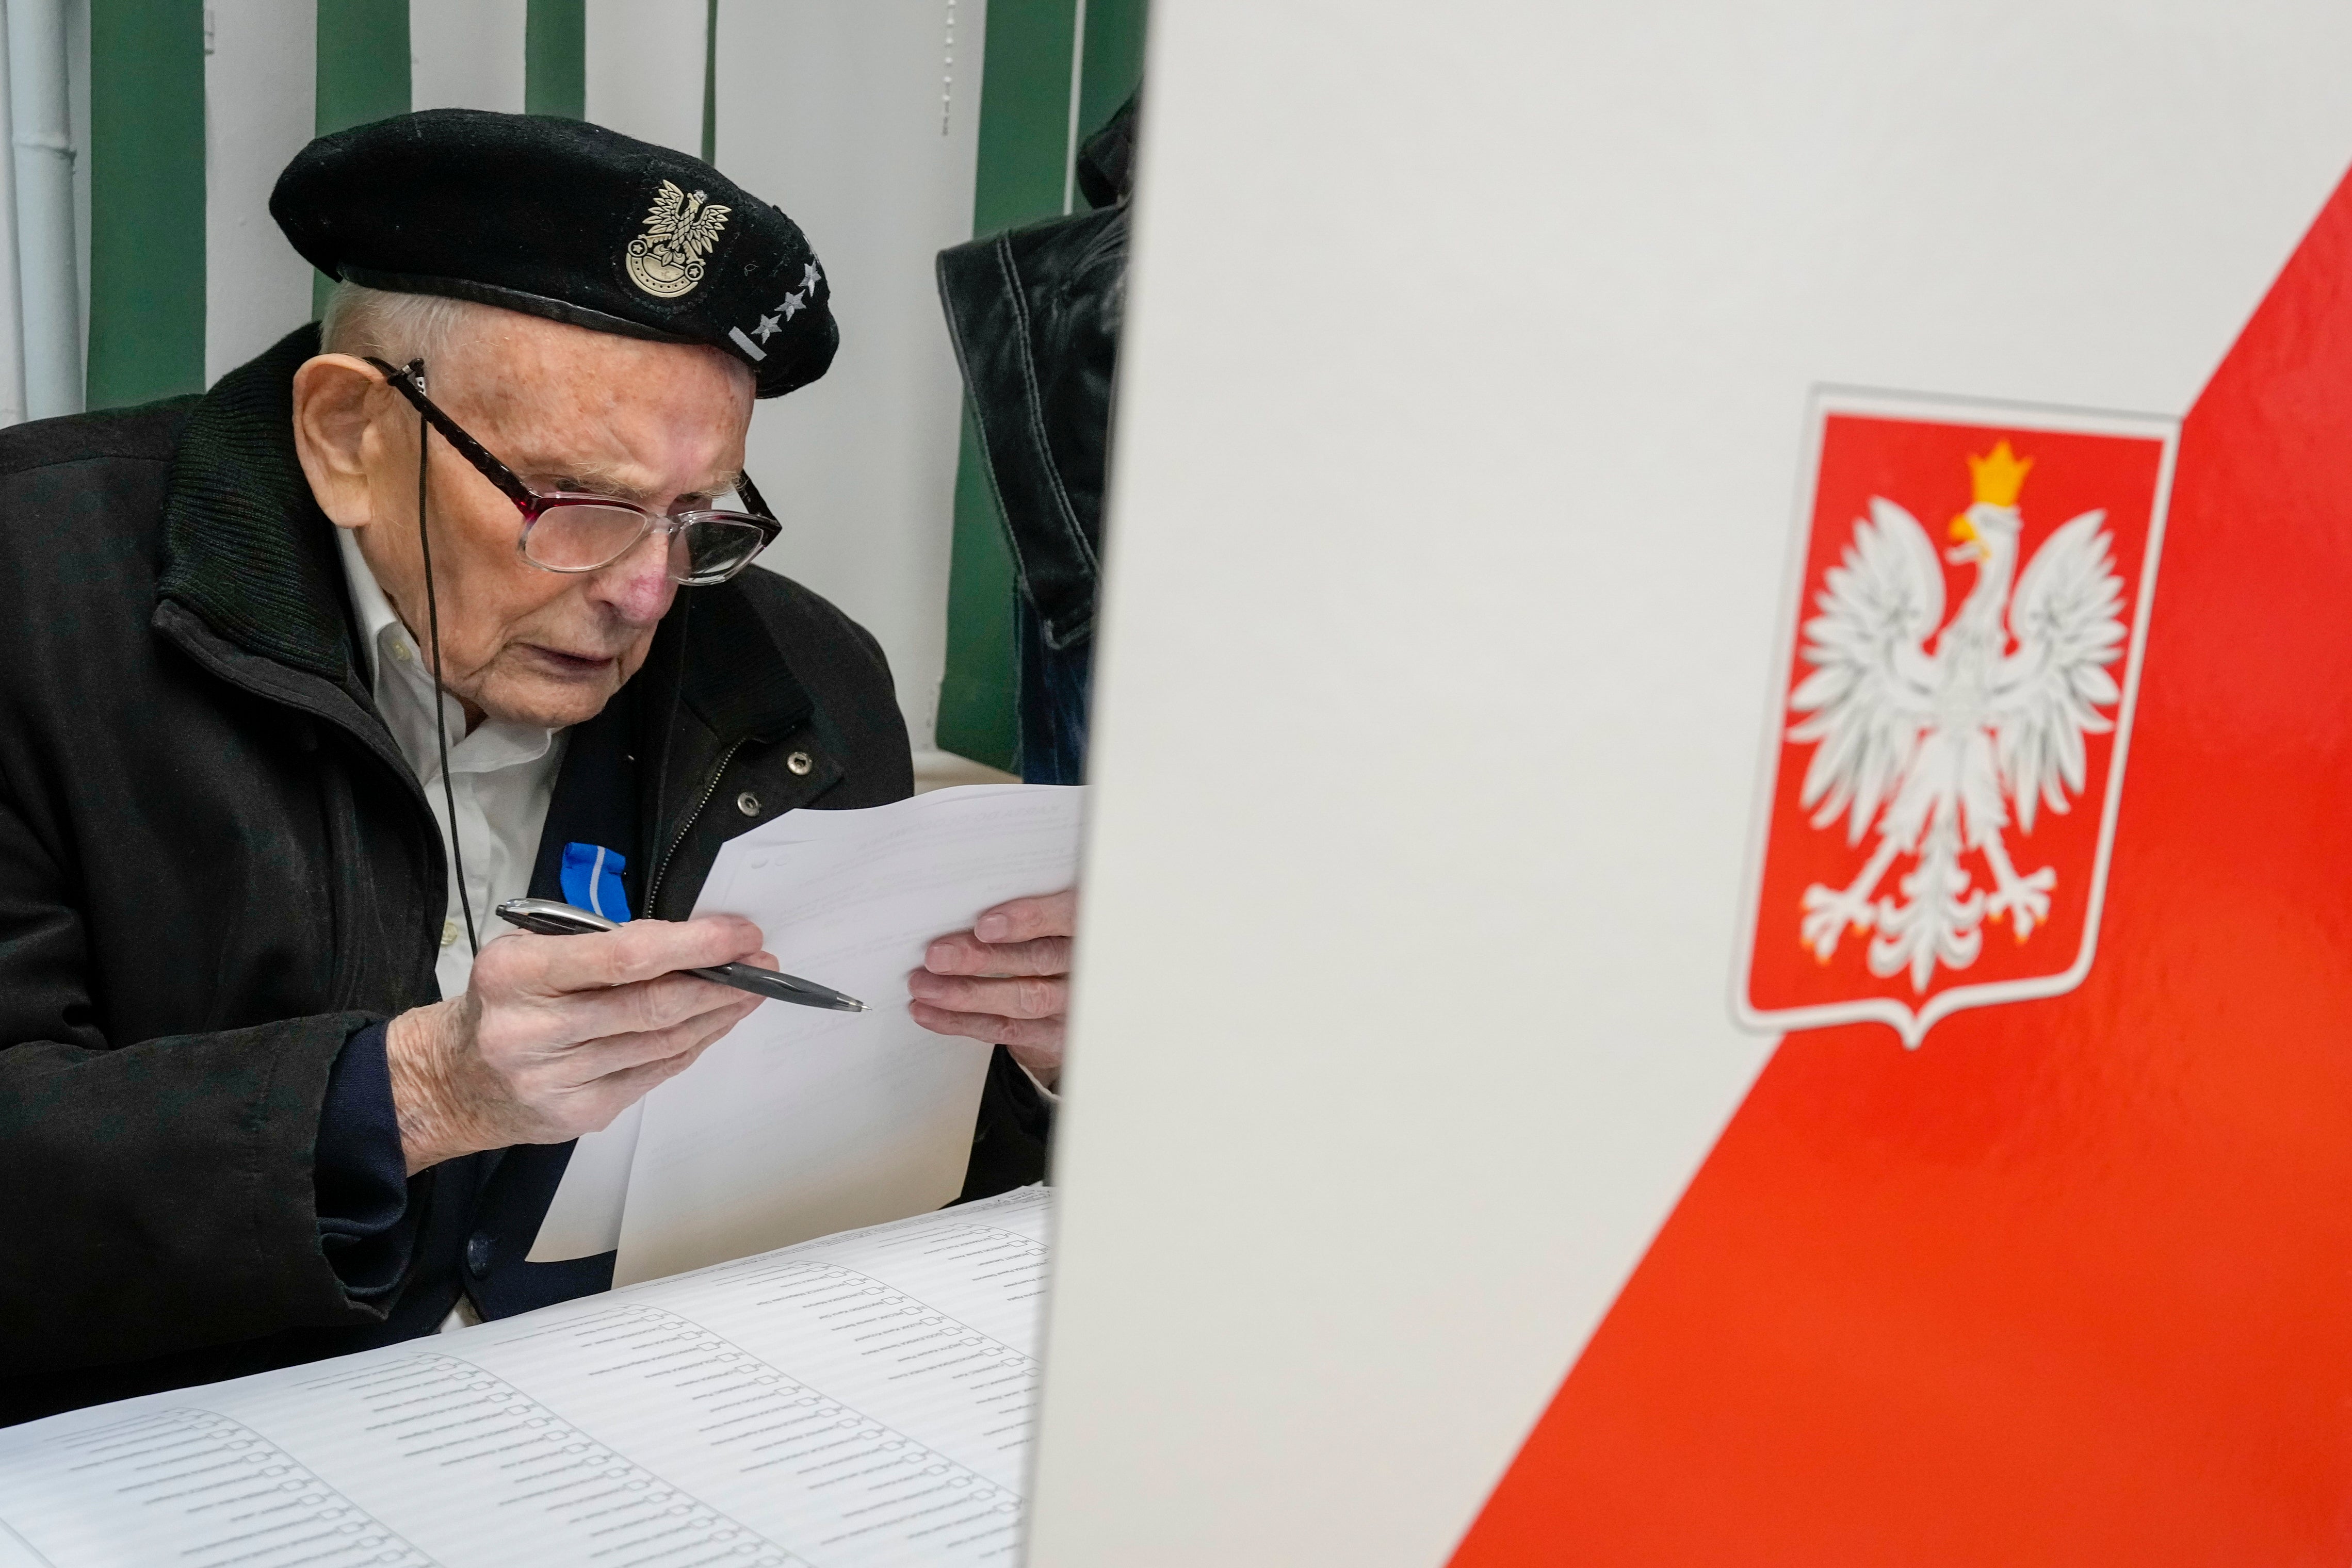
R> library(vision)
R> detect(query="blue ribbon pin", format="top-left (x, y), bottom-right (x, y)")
top-left (559, 842), bottom-right (633, 923)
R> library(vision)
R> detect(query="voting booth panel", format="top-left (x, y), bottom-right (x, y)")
top-left (1035, 4), bottom-right (2352, 1564)
top-left (1452, 181), bottom-right (2352, 1565)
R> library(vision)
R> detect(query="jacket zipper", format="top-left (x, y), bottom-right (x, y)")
top-left (645, 737), bottom-right (747, 918)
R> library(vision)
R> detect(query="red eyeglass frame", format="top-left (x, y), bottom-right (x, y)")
top-left (365, 355), bottom-right (782, 584)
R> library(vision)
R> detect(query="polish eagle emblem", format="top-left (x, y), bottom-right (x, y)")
top-left (625, 181), bottom-right (732, 299)
top-left (1787, 440), bottom-right (2127, 991)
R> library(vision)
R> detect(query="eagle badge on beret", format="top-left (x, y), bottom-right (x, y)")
top-left (626, 180), bottom-right (731, 299)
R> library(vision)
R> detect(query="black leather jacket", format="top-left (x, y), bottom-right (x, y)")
top-left (936, 96), bottom-right (1136, 655)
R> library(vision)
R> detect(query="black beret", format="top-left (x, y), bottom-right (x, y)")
top-left (271, 108), bottom-right (835, 399)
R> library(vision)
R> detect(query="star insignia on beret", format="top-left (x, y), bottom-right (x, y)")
top-left (752, 313), bottom-right (782, 342)
top-left (801, 262), bottom-right (822, 293)
top-left (780, 291), bottom-right (807, 320)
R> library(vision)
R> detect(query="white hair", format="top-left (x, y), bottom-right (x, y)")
top-left (318, 278), bottom-right (754, 397)
top-left (317, 281), bottom-right (489, 369)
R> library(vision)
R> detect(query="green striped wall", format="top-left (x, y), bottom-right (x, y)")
top-left (701, 0), bottom-right (719, 164)
top-left (309, 0), bottom-right (411, 319)
top-left (86, 0), bottom-right (206, 410)
top-left (936, 0), bottom-right (1150, 772)
top-left (100, 0), bottom-right (579, 372)
top-left (315, 0), bottom-right (409, 135)
top-left (79, 0), bottom-right (1141, 764)
top-left (1079, 0), bottom-right (1150, 145)
top-left (524, 0), bottom-right (585, 120)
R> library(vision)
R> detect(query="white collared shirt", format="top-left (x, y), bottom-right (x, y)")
top-left (335, 527), bottom-right (568, 1001)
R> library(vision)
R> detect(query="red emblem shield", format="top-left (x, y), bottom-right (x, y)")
top-left (1735, 393), bottom-right (2175, 1045)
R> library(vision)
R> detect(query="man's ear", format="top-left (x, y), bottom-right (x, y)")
top-left (290, 354), bottom-right (392, 529)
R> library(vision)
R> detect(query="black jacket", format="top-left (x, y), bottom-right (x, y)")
top-left (0, 326), bottom-right (1047, 1420)
top-left (936, 94), bottom-right (1133, 783)
top-left (935, 93), bottom-right (1135, 657)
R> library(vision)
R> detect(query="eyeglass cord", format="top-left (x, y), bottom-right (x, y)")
top-left (414, 367), bottom-right (479, 959)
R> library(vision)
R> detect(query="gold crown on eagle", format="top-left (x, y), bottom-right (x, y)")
top-left (1966, 439), bottom-right (2033, 508)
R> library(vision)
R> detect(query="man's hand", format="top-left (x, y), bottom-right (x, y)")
top-left (907, 889), bottom-right (1076, 1089)
top-left (386, 915), bottom-right (771, 1174)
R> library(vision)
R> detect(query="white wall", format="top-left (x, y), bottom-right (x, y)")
top-left (583, 0), bottom-right (705, 155)
top-left (1027, 4), bottom-right (2352, 1564)
top-left (204, 0), bottom-right (315, 382)
top-left (408, 0), bottom-right (524, 116)
top-left (718, 1), bottom-right (985, 751)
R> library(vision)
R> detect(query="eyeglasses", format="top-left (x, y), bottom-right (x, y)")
top-left (365, 356), bottom-right (781, 587)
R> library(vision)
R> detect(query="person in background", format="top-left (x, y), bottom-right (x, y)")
top-left (0, 110), bottom-right (1073, 1423)
top-left (938, 92), bottom-right (1139, 783)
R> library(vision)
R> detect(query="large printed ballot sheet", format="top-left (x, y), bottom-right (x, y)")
top-left (0, 1187), bottom-right (1051, 1568)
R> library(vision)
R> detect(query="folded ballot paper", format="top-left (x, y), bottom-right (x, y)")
top-left (0, 1186), bottom-right (1054, 1568)
top-left (528, 783), bottom-right (1084, 1286)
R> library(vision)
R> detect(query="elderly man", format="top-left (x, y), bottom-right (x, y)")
top-left (0, 111), bottom-right (1073, 1423)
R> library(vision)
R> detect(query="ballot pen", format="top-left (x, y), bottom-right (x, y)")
top-left (494, 897), bottom-right (867, 1012)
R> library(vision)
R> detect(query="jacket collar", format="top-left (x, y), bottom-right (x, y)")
top-left (157, 323), bottom-right (361, 691)
top-left (155, 323), bottom-right (815, 746)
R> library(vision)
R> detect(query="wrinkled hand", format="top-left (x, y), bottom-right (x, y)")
top-left (907, 889), bottom-right (1076, 1088)
top-left (386, 915), bottom-right (772, 1173)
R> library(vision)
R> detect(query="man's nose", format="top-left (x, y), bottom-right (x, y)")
top-left (589, 527), bottom-right (679, 625)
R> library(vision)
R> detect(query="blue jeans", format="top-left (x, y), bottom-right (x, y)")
top-left (1017, 597), bottom-right (1092, 786)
